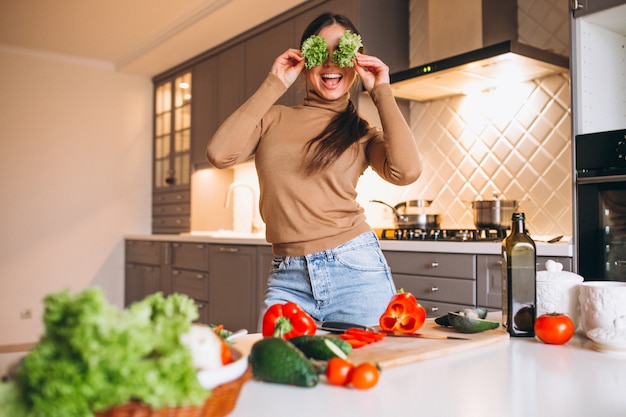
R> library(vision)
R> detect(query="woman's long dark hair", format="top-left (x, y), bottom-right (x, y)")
top-left (300, 13), bottom-right (369, 175)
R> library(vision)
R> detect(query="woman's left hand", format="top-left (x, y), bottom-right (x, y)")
top-left (354, 53), bottom-right (390, 91)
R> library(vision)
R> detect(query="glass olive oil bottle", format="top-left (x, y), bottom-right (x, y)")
top-left (501, 212), bottom-right (536, 337)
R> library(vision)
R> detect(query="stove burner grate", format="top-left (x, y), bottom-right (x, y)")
top-left (380, 228), bottom-right (509, 241)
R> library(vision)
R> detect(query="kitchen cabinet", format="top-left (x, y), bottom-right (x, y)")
top-left (208, 244), bottom-right (258, 331)
top-left (572, 0), bottom-right (626, 17)
top-left (255, 245), bottom-right (275, 332)
top-left (570, 1), bottom-right (626, 135)
top-left (245, 20), bottom-right (299, 107)
top-left (384, 251), bottom-right (477, 317)
top-left (152, 71), bottom-right (193, 234)
top-left (170, 242), bottom-right (211, 324)
top-left (477, 255), bottom-right (574, 309)
top-left (190, 57), bottom-right (218, 167)
top-left (124, 240), bottom-right (165, 306)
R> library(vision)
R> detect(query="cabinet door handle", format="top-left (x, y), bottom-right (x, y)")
top-left (219, 247), bottom-right (239, 252)
top-left (430, 306), bottom-right (439, 312)
top-left (570, 0), bottom-right (583, 11)
top-left (196, 274), bottom-right (206, 279)
top-left (430, 261), bottom-right (439, 268)
top-left (430, 286), bottom-right (439, 292)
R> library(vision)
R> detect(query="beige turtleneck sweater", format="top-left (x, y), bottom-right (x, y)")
top-left (206, 73), bottom-right (421, 256)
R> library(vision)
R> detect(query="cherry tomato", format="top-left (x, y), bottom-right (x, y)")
top-left (350, 362), bottom-right (379, 390)
top-left (326, 357), bottom-right (354, 386)
top-left (534, 313), bottom-right (575, 345)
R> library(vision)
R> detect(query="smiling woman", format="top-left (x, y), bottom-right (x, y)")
top-left (205, 12), bottom-right (421, 327)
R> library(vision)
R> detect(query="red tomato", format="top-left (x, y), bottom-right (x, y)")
top-left (326, 357), bottom-right (354, 386)
top-left (534, 313), bottom-right (575, 345)
top-left (350, 362), bottom-right (379, 390)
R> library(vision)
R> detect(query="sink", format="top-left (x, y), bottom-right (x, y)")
top-left (182, 230), bottom-right (265, 239)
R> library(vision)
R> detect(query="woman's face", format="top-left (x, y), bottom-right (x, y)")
top-left (305, 23), bottom-right (357, 101)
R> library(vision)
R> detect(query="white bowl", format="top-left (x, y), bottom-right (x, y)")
top-left (196, 347), bottom-right (248, 389)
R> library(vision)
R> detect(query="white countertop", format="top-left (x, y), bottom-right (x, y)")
top-left (125, 234), bottom-right (573, 257)
top-left (229, 316), bottom-right (625, 417)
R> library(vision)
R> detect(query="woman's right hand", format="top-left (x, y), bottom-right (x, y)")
top-left (271, 48), bottom-right (305, 88)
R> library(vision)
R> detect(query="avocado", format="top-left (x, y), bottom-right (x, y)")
top-left (249, 337), bottom-right (319, 387)
top-left (289, 335), bottom-right (352, 360)
top-left (435, 307), bottom-right (489, 327)
top-left (447, 311), bottom-right (500, 333)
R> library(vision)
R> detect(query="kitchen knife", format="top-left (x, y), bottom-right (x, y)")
top-left (316, 321), bottom-right (374, 333)
top-left (377, 330), bottom-right (469, 340)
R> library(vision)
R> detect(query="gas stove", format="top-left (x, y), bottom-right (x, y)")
top-left (379, 228), bottom-right (509, 242)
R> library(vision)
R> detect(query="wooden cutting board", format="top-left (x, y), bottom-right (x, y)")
top-left (346, 321), bottom-right (509, 369)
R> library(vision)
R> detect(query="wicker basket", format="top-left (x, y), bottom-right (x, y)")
top-left (95, 367), bottom-right (251, 417)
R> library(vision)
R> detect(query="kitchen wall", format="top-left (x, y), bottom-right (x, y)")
top-left (193, 0), bottom-right (573, 237)
top-left (0, 48), bottom-right (152, 344)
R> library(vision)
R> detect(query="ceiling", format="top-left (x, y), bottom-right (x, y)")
top-left (0, 0), bottom-right (308, 77)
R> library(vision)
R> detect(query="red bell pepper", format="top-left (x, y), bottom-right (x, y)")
top-left (262, 302), bottom-right (317, 339)
top-left (378, 290), bottom-right (426, 333)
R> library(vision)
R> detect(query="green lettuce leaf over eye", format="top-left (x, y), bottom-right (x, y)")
top-left (301, 35), bottom-right (328, 69)
top-left (332, 30), bottom-right (363, 68)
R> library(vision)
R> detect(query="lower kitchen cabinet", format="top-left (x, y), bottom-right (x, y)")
top-left (384, 251), bottom-right (477, 317)
top-left (125, 240), bottom-right (165, 306)
top-left (255, 245), bottom-right (275, 332)
top-left (170, 242), bottom-right (211, 323)
top-left (476, 255), bottom-right (575, 309)
top-left (208, 244), bottom-right (258, 332)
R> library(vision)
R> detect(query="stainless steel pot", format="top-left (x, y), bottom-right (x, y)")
top-left (370, 199), bottom-right (442, 229)
top-left (471, 199), bottom-right (519, 229)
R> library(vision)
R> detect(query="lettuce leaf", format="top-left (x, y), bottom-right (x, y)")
top-left (13, 288), bottom-right (207, 417)
top-left (332, 30), bottom-right (363, 68)
top-left (301, 35), bottom-right (328, 69)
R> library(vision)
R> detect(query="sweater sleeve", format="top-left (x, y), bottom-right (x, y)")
top-left (206, 73), bottom-right (288, 168)
top-left (365, 83), bottom-right (422, 185)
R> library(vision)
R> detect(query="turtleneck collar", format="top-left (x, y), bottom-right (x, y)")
top-left (303, 88), bottom-right (351, 113)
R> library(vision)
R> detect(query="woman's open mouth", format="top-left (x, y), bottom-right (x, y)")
top-left (321, 73), bottom-right (342, 88)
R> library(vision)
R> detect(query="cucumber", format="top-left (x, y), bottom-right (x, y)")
top-left (289, 335), bottom-right (352, 360)
top-left (447, 312), bottom-right (500, 333)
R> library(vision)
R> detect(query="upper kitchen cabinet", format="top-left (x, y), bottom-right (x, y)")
top-left (570, 0), bottom-right (626, 135)
top-left (153, 71), bottom-right (193, 234)
top-left (245, 20), bottom-right (299, 106)
top-left (191, 57), bottom-right (218, 168)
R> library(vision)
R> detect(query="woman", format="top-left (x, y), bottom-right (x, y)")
top-left (206, 13), bottom-right (421, 326)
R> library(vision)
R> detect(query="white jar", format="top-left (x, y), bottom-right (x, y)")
top-left (536, 260), bottom-right (584, 330)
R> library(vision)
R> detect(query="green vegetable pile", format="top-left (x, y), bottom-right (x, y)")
top-left (300, 30), bottom-right (363, 69)
top-left (0, 288), bottom-right (208, 417)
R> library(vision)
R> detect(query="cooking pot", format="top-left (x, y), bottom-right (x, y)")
top-left (471, 198), bottom-right (519, 229)
top-left (370, 199), bottom-right (442, 229)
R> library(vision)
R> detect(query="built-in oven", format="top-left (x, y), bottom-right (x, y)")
top-left (575, 129), bottom-right (626, 281)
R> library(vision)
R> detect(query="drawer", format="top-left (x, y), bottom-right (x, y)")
top-left (171, 242), bottom-right (210, 270)
top-left (419, 300), bottom-right (475, 318)
top-left (152, 215), bottom-right (190, 229)
top-left (153, 203), bottom-right (190, 216)
top-left (125, 240), bottom-right (161, 265)
top-left (171, 269), bottom-right (209, 301)
top-left (153, 189), bottom-right (191, 204)
top-left (393, 274), bottom-right (476, 305)
top-left (195, 300), bottom-right (209, 325)
top-left (385, 251), bottom-right (476, 279)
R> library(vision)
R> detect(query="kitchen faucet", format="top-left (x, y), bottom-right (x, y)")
top-left (224, 181), bottom-right (263, 234)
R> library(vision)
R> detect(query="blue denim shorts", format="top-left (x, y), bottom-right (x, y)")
top-left (262, 231), bottom-right (396, 327)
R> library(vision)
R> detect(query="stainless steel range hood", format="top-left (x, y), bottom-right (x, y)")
top-left (389, 0), bottom-right (570, 102)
